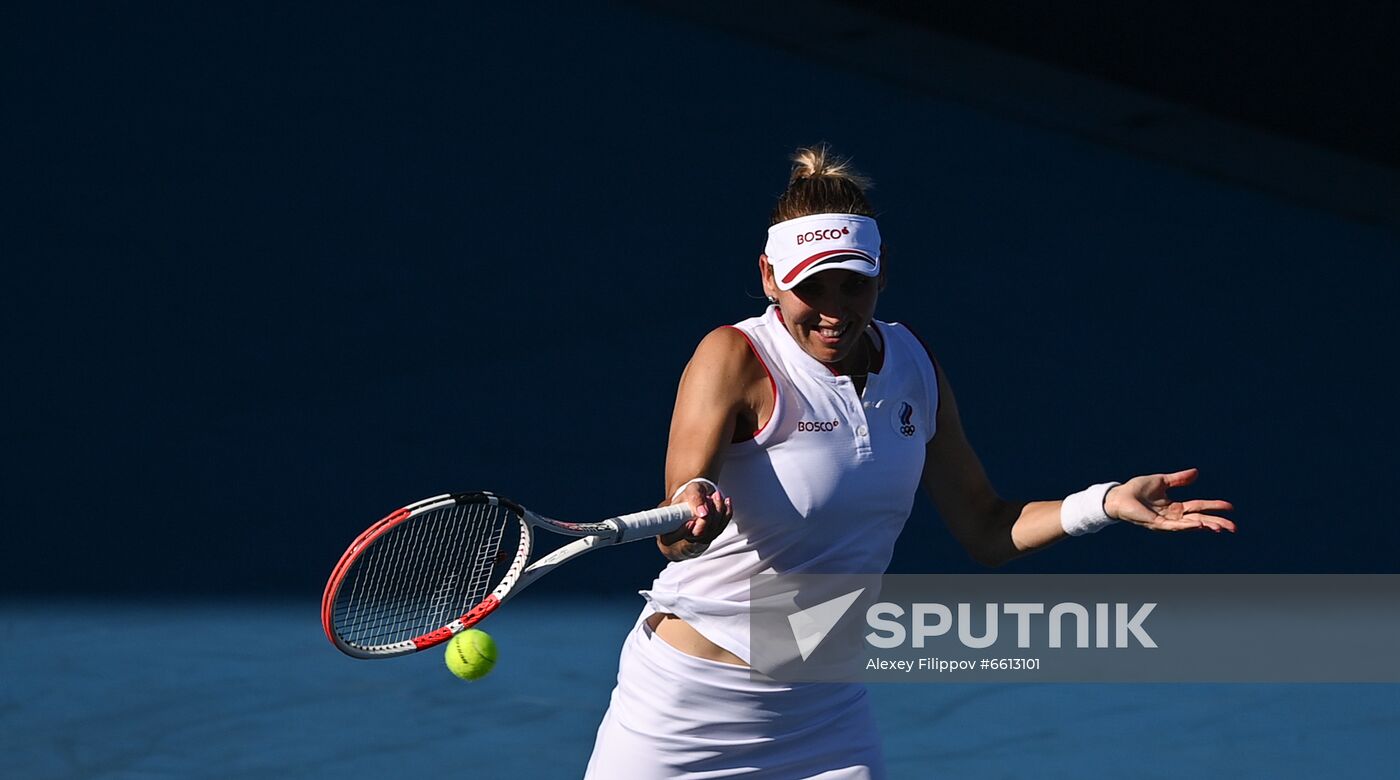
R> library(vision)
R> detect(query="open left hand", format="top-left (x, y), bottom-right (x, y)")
top-left (1104, 468), bottom-right (1236, 533)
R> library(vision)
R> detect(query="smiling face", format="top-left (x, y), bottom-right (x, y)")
top-left (760, 255), bottom-right (884, 370)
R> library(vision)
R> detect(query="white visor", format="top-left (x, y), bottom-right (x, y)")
top-left (764, 213), bottom-right (881, 291)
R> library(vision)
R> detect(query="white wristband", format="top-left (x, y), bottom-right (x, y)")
top-left (1061, 482), bottom-right (1121, 536)
top-left (670, 478), bottom-right (719, 502)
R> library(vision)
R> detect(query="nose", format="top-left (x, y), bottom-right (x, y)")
top-left (815, 288), bottom-right (855, 320)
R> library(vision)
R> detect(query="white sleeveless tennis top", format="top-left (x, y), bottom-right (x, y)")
top-left (641, 305), bottom-right (939, 663)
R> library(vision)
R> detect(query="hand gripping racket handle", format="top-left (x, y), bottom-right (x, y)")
top-left (609, 503), bottom-right (694, 544)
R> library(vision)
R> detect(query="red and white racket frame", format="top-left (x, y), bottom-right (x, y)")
top-left (322, 491), bottom-right (692, 659)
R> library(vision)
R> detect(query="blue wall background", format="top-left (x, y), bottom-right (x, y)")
top-left (7, 3), bottom-right (1398, 597)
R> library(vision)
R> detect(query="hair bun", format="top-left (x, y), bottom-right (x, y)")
top-left (770, 144), bottom-right (876, 225)
top-left (789, 143), bottom-right (872, 190)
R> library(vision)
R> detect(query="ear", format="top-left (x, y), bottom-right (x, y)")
top-left (759, 254), bottom-right (779, 299)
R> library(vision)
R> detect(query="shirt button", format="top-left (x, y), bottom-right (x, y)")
top-left (856, 425), bottom-right (868, 437)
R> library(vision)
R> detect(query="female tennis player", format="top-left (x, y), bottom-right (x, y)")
top-left (584, 145), bottom-right (1234, 779)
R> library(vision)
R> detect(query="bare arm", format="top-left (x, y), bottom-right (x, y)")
top-left (919, 361), bottom-right (1041, 567)
top-left (921, 356), bottom-right (1236, 567)
top-left (655, 327), bottom-right (769, 561)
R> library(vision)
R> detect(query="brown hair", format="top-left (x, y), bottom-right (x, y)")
top-left (770, 144), bottom-right (875, 226)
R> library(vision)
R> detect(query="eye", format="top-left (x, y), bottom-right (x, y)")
top-left (842, 277), bottom-right (871, 294)
top-left (794, 280), bottom-right (824, 297)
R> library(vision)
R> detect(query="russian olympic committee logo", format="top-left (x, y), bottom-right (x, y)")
top-left (892, 401), bottom-right (916, 439)
top-left (797, 419), bottom-right (841, 433)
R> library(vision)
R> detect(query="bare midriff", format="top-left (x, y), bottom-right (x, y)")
top-left (646, 613), bottom-right (748, 667)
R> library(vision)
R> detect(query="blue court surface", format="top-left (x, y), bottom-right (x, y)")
top-left (3, 599), bottom-right (1396, 779)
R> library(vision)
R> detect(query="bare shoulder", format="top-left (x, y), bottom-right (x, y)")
top-left (675, 326), bottom-right (771, 429)
top-left (688, 326), bottom-right (764, 381)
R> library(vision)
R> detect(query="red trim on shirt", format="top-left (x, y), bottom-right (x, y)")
top-left (723, 325), bottom-right (776, 442)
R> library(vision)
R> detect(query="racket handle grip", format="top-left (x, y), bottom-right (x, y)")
top-left (611, 504), bottom-right (694, 544)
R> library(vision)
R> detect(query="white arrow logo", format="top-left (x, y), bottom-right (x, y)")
top-left (787, 588), bottom-right (866, 661)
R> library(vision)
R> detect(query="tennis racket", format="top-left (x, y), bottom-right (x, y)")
top-left (322, 491), bottom-right (693, 659)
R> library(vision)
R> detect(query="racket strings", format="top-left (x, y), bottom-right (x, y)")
top-left (333, 501), bottom-right (515, 649)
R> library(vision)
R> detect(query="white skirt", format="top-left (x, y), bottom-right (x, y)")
top-left (584, 614), bottom-right (885, 779)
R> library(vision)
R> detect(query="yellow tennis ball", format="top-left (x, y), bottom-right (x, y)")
top-left (445, 629), bottom-right (497, 681)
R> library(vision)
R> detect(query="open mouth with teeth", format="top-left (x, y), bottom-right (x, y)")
top-left (812, 322), bottom-right (852, 344)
